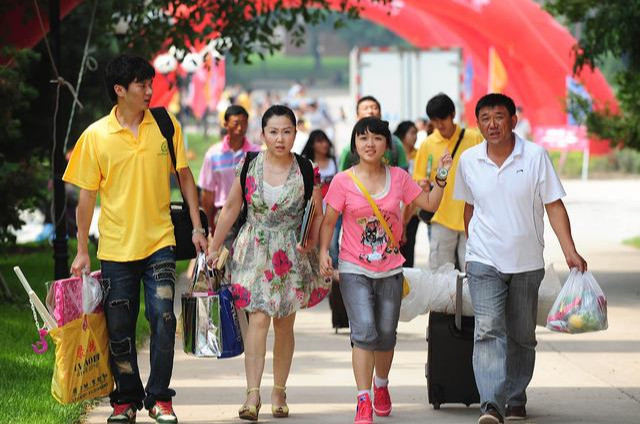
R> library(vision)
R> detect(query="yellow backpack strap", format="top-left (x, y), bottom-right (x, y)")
top-left (346, 171), bottom-right (398, 250)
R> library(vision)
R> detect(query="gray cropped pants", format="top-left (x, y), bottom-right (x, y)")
top-left (339, 272), bottom-right (404, 351)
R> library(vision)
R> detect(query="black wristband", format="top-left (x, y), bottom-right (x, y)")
top-left (435, 179), bottom-right (447, 188)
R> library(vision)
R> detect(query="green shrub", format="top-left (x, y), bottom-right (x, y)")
top-left (549, 148), bottom-right (640, 177)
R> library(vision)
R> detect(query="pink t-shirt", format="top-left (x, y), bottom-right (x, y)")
top-left (198, 136), bottom-right (260, 207)
top-left (325, 166), bottom-right (423, 273)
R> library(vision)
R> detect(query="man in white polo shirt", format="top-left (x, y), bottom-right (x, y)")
top-left (454, 93), bottom-right (587, 424)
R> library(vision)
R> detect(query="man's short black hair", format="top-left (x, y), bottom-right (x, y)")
top-left (224, 105), bottom-right (249, 122)
top-left (104, 54), bottom-right (155, 103)
top-left (475, 93), bottom-right (516, 118)
top-left (356, 95), bottom-right (381, 113)
top-left (426, 93), bottom-right (455, 120)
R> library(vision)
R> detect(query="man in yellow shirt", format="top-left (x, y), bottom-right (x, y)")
top-left (413, 94), bottom-right (483, 270)
top-left (63, 54), bottom-right (207, 424)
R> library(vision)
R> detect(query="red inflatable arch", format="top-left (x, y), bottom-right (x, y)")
top-left (8, 0), bottom-right (617, 153)
top-left (351, 0), bottom-right (616, 154)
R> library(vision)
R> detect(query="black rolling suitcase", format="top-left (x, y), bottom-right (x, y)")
top-left (426, 273), bottom-right (480, 409)
top-left (329, 280), bottom-right (349, 332)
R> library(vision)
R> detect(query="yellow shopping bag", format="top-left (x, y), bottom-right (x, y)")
top-left (48, 313), bottom-right (113, 403)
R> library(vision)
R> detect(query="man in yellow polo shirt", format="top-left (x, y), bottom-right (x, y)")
top-left (413, 93), bottom-right (483, 270)
top-left (63, 54), bottom-right (207, 424)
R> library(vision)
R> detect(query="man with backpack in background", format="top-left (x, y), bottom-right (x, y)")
top-left (413, 93), bottom-right (483, 271)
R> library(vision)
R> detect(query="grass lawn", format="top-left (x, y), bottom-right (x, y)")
top-left (623, 236), bottom-right (640, 249)
top-left (0, 242), bottom-right (190, 423)
top-left (172, 132), bottom-right (219, 201)
top-left (186, 132), bottom-right (217, 183)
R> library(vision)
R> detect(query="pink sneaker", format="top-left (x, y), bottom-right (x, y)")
top-left (373, 382), bottom-right (392, 416)
top-left (354, 393), bottom-right (373, 424)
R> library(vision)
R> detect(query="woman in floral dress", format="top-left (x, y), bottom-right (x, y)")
top-left (207, 105), bottom-right (330, 421)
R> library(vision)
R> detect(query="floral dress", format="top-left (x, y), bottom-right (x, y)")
top-left (228, 152), bottom-right (331, 318)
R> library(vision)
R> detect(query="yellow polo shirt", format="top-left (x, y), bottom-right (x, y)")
top-left (63, 106), bottom-right (187, 261)
top-left (413, 126), bottom-right (483, 232)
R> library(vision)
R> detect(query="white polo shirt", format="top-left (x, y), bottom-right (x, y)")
top-left (454, 135), bottom-right (565, 273)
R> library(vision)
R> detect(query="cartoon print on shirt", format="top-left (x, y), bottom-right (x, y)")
top-left (357, 214), bottom-right (395, 263)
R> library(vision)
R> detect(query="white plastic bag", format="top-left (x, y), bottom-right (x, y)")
top-left (399, 264), bottom-right (473, 322)
top-left (546, 268), bottom-right (608, 334)
top-left (82, 272), bottom-right (103, 314)
top-left (399, 267), bottom-right (431, 322)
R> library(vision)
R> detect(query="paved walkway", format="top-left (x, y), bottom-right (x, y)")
top-left (86, 179), bottom-right (640, 423)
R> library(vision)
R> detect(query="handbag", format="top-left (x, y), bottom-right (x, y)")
top-left (346, 171), bottom-right (411, 298)
top-left (150, 107), bottom-right (208, 260)
top-left (418, 128), bottom-right (465, 223)
top-left (217, 285), bottom-right (244, 358)
top-left (181, 251), bottom-right (244, 358)
top-left (181, 253), bottom-right (222, 357)
top-left (49, 313), bottom-right (113, 403)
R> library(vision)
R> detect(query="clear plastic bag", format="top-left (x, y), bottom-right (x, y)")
top-left (191, 252), bottom-right (214, 293)
top-left (46, 271), bottom-right (103, 326)
top-left (82, 272), bottom-right (103, 314)
top-left (546, 268), bottom-right (608, 334)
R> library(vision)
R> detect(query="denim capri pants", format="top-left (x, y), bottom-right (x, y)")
top-left (339, 272), bottom-right (404, 351)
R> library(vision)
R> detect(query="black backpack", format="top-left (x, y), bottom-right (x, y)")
top-left (237, 151), bottom-right (315, 228)
top-left (150, 106), bottom-right (209, 260)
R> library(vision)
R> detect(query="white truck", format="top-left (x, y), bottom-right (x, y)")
top-left (349, 47), bottom-right (464, 125)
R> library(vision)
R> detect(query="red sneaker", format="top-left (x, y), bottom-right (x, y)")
top-left (354, 393), bottom-right (373, 424)
top-left (373, 382), bottom-right (392, 416)
top-left (107, 403), bottom-right (136, 423)
top-left (148, 400), bottom-right (177, 423)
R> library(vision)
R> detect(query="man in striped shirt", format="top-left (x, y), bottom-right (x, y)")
top-left (198, 105), bottom-right (260, 235)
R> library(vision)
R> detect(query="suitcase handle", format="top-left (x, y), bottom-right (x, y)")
top-left (455, 273), bottom-right (465, 332)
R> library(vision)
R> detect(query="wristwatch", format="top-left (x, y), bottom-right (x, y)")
top-left (192, 228), bottom-right (206, 235)
top-left (436, 167), bottom-right (449, 181)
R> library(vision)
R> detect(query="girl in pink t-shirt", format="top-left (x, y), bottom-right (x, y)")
top-left (319, 117), bottom-right (451, 424)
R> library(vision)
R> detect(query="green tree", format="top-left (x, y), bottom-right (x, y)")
top-left (0, 0), bottom-right (390, 247)
top-left (0, 48), bottom-right (47, 245)
top-left (90, 0), bottom-right (390, 62)
top-left (545, 0), bottom-right (640, 150)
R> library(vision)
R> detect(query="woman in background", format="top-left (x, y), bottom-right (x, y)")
top-left (394, 121), bottom-right (420, 267)
top-left (301, 129), bottom-right (338, 198)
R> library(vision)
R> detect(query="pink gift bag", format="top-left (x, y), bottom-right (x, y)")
top-left (46, 271), bottom-right (103, 326)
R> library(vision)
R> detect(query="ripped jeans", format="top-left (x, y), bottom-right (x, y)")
top-left (101, 246), bottom-right (177, 410)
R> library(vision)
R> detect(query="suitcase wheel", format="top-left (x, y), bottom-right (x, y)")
top-left (433, 403), bottom-right (441, 410)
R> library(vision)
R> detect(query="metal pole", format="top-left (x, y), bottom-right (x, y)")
top-left (50, 0), bottom-right (69, 279)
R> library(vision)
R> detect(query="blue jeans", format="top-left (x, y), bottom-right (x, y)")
top-left (466, 261), bottom-right (544, 418)
top-left (101, 246), bottom-right (177, 410)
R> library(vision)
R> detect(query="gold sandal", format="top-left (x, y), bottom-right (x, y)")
top-left (239, 387), bottom-right (261, 421)
top-left (272, 385), bottom-right (289, 418)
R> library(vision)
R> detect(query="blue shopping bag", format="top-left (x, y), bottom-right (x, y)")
top-left (218, 286), bottom-right (244, 358)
